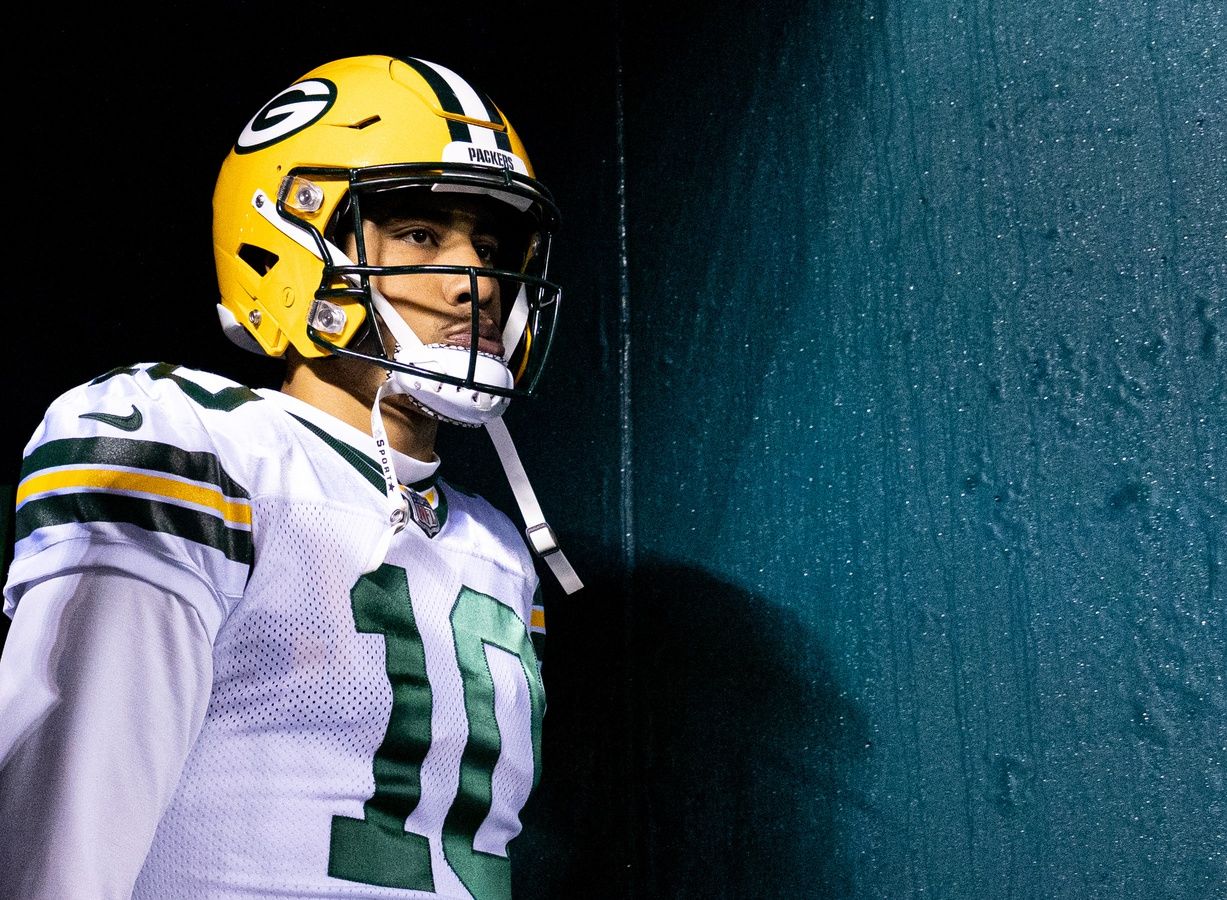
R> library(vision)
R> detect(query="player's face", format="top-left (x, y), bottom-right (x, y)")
top-left (351, 193), bottom-right (508, 357)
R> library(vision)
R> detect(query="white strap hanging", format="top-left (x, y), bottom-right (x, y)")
top-left (485, 417), bottom-right (584, 594)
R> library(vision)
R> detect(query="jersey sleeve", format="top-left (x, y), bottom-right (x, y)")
top-left (3, 364), bottom-right (257, 637)
top-left (0, 571), bottom-right (213, 900)
top-left (0, 364), bottom-right (256, 896)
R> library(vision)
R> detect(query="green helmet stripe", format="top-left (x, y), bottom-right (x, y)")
top-left (399, 57), bottom-right (513, 152)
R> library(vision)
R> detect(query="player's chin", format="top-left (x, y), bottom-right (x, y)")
top-left (384, 390), bottom-right (435, 421)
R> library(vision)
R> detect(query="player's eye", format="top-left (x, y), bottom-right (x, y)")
top-left (402, 227), bottom-right (434, 246)
top-left (474, 239), bottom-right (500, 265)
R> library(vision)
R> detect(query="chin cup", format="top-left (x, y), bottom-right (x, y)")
top-left (387, 343), bottom-right (513, 427)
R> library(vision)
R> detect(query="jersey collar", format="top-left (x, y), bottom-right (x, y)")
top-left (256, 388), bottom-right (442, 489)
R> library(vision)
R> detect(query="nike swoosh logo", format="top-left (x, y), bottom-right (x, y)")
top-left (79, 405), bottom-right (143, 432)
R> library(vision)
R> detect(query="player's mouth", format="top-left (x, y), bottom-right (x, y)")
top-left (443, 322), bottom-right (504, 358)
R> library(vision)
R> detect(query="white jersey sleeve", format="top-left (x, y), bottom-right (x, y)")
top-left (0, 571), bottom-right (213, 900)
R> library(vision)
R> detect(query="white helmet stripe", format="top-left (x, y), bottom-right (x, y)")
top-left (413, 59), bottom-right (501, 150)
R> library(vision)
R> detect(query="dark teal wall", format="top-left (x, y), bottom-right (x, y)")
top-left (616, 1), bottom-right (1224, 898)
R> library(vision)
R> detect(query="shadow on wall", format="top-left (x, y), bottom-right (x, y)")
top-left (517, 546), bottom-right (869, 899)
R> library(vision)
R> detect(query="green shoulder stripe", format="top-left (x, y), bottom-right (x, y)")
top-left (16, 492), bottom-right (254, 564)
top-left (89, 365), bottom-right (142, 386)
top-left (23, 437), bottom-right (249, 500)
top-left (146, 362), bottom-right (263, 412)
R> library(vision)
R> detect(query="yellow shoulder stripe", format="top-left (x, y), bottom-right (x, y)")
top-left (17, 468), bottom-right (252, 528)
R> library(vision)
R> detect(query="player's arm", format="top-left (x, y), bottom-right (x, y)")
top-left (0, 570), bottom-right (213, 900)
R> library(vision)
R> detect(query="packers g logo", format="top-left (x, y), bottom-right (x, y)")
top-left (235, 79), bottom-right (337, 154)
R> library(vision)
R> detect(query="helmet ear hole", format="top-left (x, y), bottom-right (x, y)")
top-left (238, 244), bottom-right (279, 276)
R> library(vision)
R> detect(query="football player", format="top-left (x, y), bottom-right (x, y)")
top-left (0, 54), bottom-right (580, 899)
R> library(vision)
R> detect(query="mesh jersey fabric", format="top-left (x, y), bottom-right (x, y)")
top-left (4, 362), bottom-right (547, 899)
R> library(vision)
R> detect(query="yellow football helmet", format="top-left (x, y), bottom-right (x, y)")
top-left (212, 55), bottom-right (562, 424)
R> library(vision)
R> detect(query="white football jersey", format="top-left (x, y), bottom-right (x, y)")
top-left (4, 362), bottom-right (547, 899)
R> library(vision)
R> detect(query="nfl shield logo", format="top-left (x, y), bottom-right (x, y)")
top-left (407, 489), bottom-right (441, 538)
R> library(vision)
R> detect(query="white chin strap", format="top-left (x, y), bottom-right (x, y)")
top-left (252, 188), bottom-right (582, 594)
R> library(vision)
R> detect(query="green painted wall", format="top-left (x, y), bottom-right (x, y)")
top-left (590, 1), bottom-right (1224, 897)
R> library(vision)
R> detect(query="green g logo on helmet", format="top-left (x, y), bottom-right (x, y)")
top-left (236, 79), bottom-right (337, 154)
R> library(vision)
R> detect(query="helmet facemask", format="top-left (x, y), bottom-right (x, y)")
top-left (261, 163), bottom-right (562, 426)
